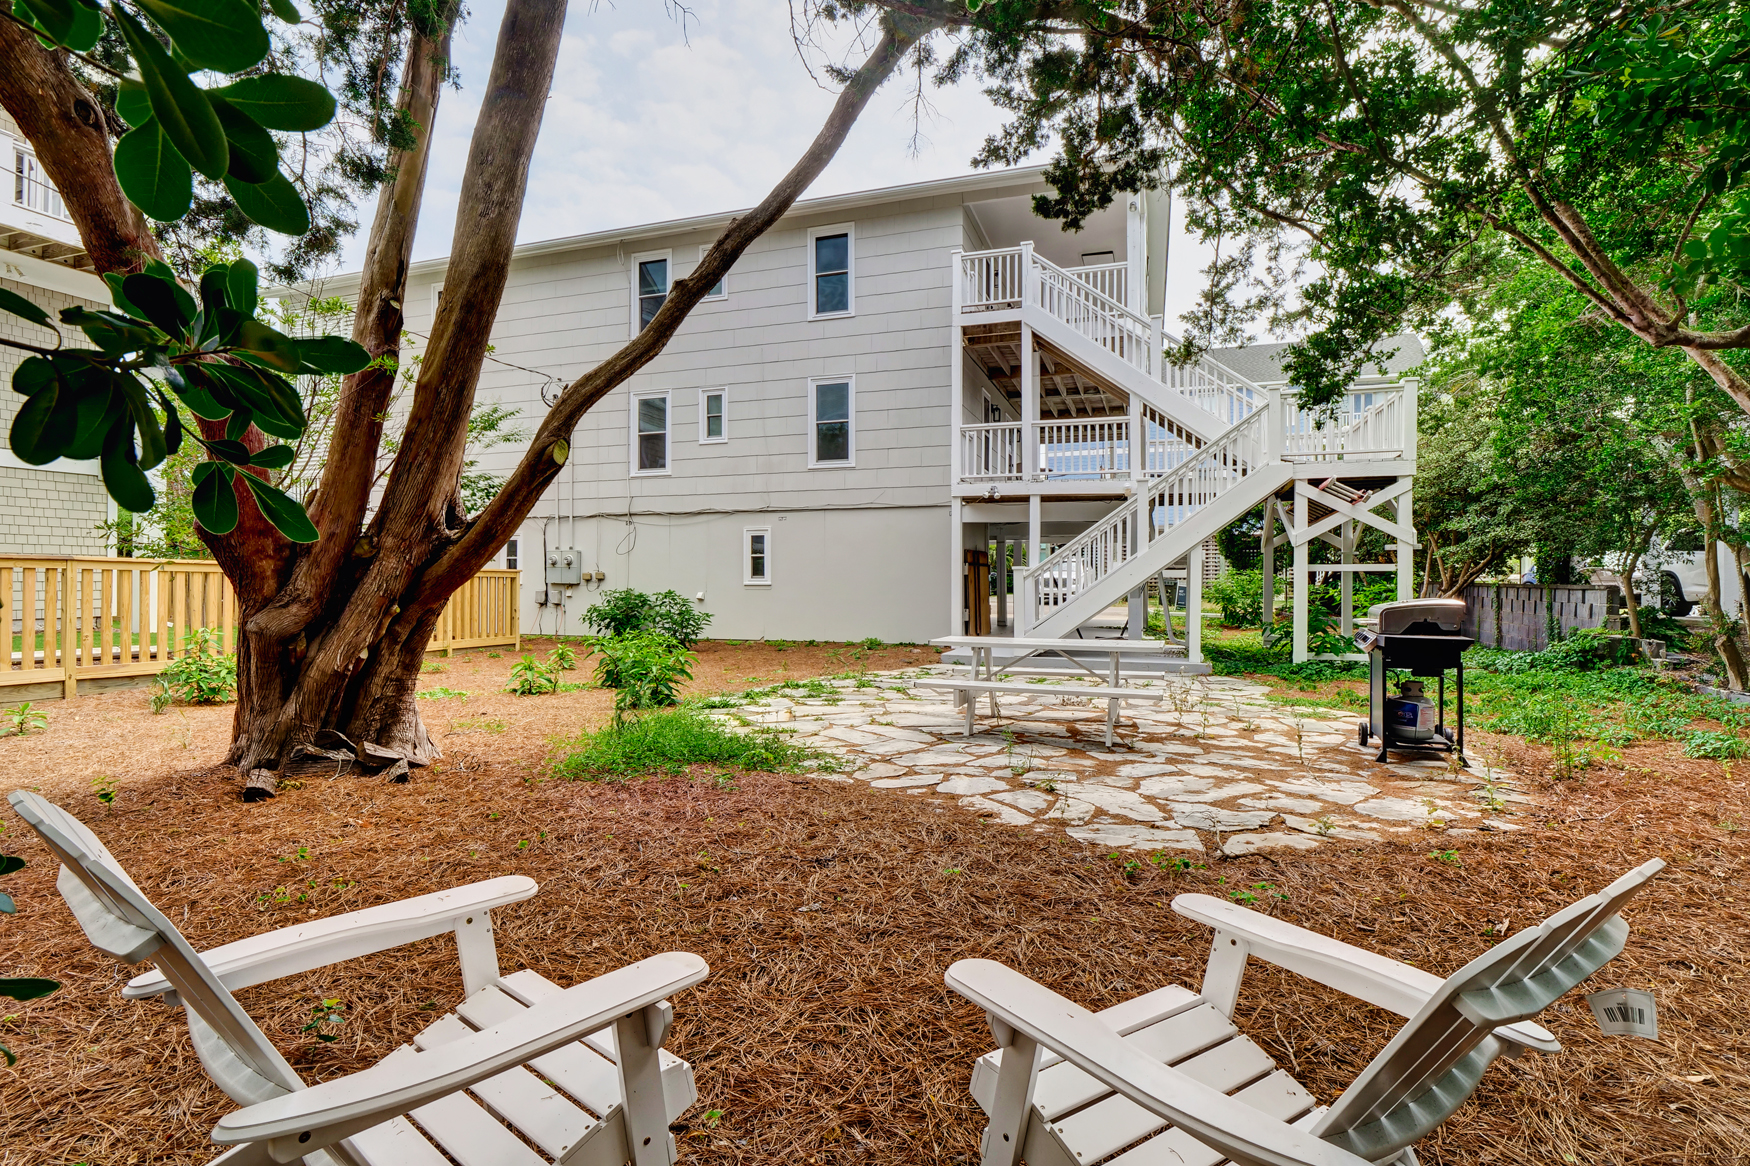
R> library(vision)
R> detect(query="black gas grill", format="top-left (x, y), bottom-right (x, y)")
top-left (1353, 598), bottom-right (1473, 764)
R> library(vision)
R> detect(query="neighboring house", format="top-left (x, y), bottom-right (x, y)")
top-left (0, 109), bottom-right (113, 557)
top-left (310, 166), bottom-right (1420, 661)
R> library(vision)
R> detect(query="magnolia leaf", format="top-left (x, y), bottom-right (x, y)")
top-left (214, 74), bottom-right (335, 132)
top-left (162, 398), bottom-right (184, 457)
top-left (14, 0), bottom-right (76, 46)
top-left (56, 0), bottom-right (102, 50)
top-left (250, 443), bottom-right (295, 469)
top-left (241, 472), bottom-right (318, 542)
top-left (66, 379), bottom-right (122, 461)
top-left (232, 319), bottom-right (302, 373)
top-left (113, 118), bottom-right (196, 224)
top-left (116, 79), bottom-right (153, 129)
top-left (202, 436), bottom-right (253, 464)
top-left (0, 856), bottom-right (24, 876)
top-left (101, 417), bottom-right (155, 513)
top-left (225, 405), bottom-right (253, 442)
top-left (121, 272), bottom-right (192, 339)
top-left (294, 336), bottom-right (370, 375)
top-left (117, 375), bottom-right (167, 472)
top-left (0, 891), bottom-right (13, 915)
top-left (205, 364), bottom-right (303, 435)
top-left (0, 288), bottom-right (51, 329)
top-left (210, 97), bottom-right (279, 185)
top-left (223, 171), bottom-right (310, 236)
top-left (102, 272), bottom-right (148, 320)
top-left (192, 461), bottom-right (240, 534)
top-left (116, 9), bottom-right (229, 181)
top-left (0, 978), bottom-right (59, 1002)
top-left (266, 0), bottom-right (300, 22)
top-left (227, 259), bottom-right (260, 318)
top-left (135, 0), bottom-right (269, 74)
top-left (166, 364), bottom-right (232, 421)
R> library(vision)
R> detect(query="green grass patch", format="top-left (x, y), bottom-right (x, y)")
top-left (549, 708), bottom-right (838, 780)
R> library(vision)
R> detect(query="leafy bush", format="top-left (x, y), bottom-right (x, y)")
top-left (1683, 729), bottom-right (1750, 759)
top-left (546, 643), bottom-right (578, 671)
top-left (580, 588), bottom-right (711, 646)
top-left (550, 708), bottom-right (827, 780)
top-left (151, 627), bottom-right (237, 712)
top-left (2, 703), bottom-right (47, 737)
top-left (504, 656), bottom-right (558, 696)
top-left (589, 631), bottom-right (696, 716)
top-left (1202, 569), bottom-right (1264, 627)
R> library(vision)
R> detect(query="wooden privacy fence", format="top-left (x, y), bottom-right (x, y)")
top-left (2, 556), bottom-right (519, 701)
top-left (1460, 581), bottom-right (1624, 652)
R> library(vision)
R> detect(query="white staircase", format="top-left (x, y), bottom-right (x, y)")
top-left (952, 245), bottom-right (1416, 642)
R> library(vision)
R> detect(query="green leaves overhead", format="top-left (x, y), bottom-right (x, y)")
top-left (0, 265), bottom-right (340, 544)
top-left (216, 75), bottom-right (337, 133)
top-left (133, 0), bottom-right (269, 74)
top-left (21, 0), bottom-right (333, 236)
top-left (113, 121), bottom-right (195, 222)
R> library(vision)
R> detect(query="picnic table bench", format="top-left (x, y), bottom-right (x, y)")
top-left (919, 636), bottom-right (1172, 746)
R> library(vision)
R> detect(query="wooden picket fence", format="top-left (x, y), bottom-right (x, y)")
top-left (1, 556), bottom-right (519, 701)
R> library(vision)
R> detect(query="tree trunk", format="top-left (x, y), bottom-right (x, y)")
top-left (211, 9), bottom-right (938, 794)
top-left (1620, 550), bottom-right (1643, 641)
top-left (0, 3), bottom-right (162, 273)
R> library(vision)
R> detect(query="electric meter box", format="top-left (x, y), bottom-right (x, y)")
top-left (546, 548), bottom-right (584, 586)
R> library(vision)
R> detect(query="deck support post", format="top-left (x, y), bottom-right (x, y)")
top-left (1187, 542), bottom-right (1204, 665)
top-left (1397, 485), bottom-right (1415, 601)
top-left (995, 537), bottom-right (1009, 628)
top-left (1292, 487), bottom-right (1310, 663)
top-left (950, 498), bottom-right (964, 637)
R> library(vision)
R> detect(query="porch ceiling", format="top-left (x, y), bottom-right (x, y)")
top-left (962, 322), bottom-right (1126, 419)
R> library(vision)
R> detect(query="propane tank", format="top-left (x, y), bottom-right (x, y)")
top-left (1384, 678), bottom-right (1437, 741)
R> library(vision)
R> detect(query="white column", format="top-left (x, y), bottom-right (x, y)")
top-left (1292, 486), bottom-right (1310, 663)
top-left (1339, 520), bottom-right (1355, 639)
top-left (996, 537), bottom-right (1009, 628)
top-left (1260, 505), bottom-right (1275, 647)
top-left (1125, 194), bottom-right (1147, 315)
top-left (950, 498), bottom-right (964, 636)
top-left (1027, 493), bottom-right (1042, 633)
top-left (951, 248), bottom-right (964, 489)
top-left (1020, 323), bottom-right (1038, 480)
top-left (1397, 485), bottom-right (1415, 600)
top-left (1187, 542), bottom-right (1203, 665)
top-left (1128, 390), bottom-right (1144, 483)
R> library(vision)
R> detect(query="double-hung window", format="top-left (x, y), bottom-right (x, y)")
top-left (808, 224), bottom-right (853, 318)
top-left (745, 528), bottom-right (771, 585)
top-left (632, 251), bottom-right (670, 333)
top-left (699, 245), bottom-right (727, 300)
top-left (700, 388), bottom-right (727, 444)
top-left (809, 377), bottom-right (854, 467)
top-left (631, 390), bottom-right (670, 474)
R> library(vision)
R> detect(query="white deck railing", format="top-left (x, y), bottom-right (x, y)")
top-left (960, 422), bottom-right (1025, 480)
top-left (1282, 388), bottom-right (1408, 461)
top-left (1065, 262), bottom-right (1128, 306)
top-left (1035, 419), bottom-right (1130, 478)
top-left (958, 246), bottom-right (1160, 380)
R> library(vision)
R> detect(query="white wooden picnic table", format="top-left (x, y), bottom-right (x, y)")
top-left (930, 635), bottom-right (1172, 688)
top-left (921, 636), bottom-right (1174, 745)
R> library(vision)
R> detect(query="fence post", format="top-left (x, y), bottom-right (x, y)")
top-left (60, 560), bottom-right (76, 700)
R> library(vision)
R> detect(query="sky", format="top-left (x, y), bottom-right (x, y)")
top-left (328, 0), bottom-right (1234, 336)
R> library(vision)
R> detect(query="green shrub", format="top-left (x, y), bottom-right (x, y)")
top-left (1683, 729), bottom-right (1750, 759)
top-left (546, 643), bottom-right (578, 671)
top-left (504, 655), bottom-right (558, 695)
top-left (550, 708), bottom-right (826, 779)
top-left (580, 588), bottom-right (711, 646)
top-left (151, 627), bottom-right (237, 712)
top-left (1202, 569), bottom-right (1264, 626)
top-left (589, 631), bottom-right (696, 716)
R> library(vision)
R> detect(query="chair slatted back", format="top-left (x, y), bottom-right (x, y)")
top-left (1313, 858), bottom-right (1663, 1160)
top-left (9, 792), bottom-right (304, 1105)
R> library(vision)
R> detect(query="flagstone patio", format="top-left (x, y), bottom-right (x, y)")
top-left (710, 667), bottom-right (1534, 853)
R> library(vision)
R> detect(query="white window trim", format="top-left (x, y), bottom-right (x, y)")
top-left (807, 375), bottom-right (855, 469)
top-left (698, 387), bottom-right (728, 445)
top-left (629, 388), bottom-right (672, 477)
top-left (430, 282), bottom-right (444, 318)
top-left (629, 249), bottom-right (673, 336)
top-left (698, 244), bottom-right (727, 301)
top-left (806, 222), bottom-right (855, 320)
top-left (744, 527), bottom-right (772, 586)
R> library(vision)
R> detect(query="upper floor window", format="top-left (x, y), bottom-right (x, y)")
top-left (631, 390), bottom-right (670, 475)
top-left (699, 245), bottom-right (726, 301)
top-left (14, 147), bottom-right (67, 221)
top-left (504, 539), bottom-right (519, 569)
top-left (700, 388), bottom-right (726, 444)
top-left (632, 251), bottom-right (670, 333)
top-left (809, 377), bottom-right (854, 467)
top-left (808, 224), bottom-right (853, 318)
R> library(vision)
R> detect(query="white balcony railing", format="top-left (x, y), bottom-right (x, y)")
top-left (1282, 387), bottom-right (1409, 461)
top-left (1065, 261), bottom-right (1127, 307)
top-left (960, 422), bottom-right (1024, 480)
top-left (1036, 419), bottom-right (1130, 478)
top-left (958, 246), bottom-right (1160, 380)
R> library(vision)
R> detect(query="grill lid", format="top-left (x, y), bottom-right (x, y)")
top-left (1365, 598), bottom-right (1467, 636)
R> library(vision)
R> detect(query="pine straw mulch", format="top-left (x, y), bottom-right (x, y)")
top-left (0, 636), bottom-right (939, 793)
top-left (1, 734), bottom-right (1748, 1164)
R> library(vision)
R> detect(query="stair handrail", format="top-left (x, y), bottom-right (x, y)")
top-left (1158, 331), bottom-right (1268, 428)
top-left (1143, 407), bottom-right (1268, 540)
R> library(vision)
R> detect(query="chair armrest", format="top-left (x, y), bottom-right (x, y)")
top-left (947, 959), bottom-right (1369, 1166)
top-left (1170, 893), bottom-right (1558, 1054)
top-left (123, 876), bottom-right (538, 1000)
top-left (213, 951), bottom-right (709, 1153)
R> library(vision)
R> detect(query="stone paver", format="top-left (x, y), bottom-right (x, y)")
top-left (716, 667), bottom-right (1529, 855)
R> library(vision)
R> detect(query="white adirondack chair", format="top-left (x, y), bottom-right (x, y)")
top-left (10, 790), bottom-right (708, 1166)
top-left (950, 858), bottom-right (1664, 1166)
